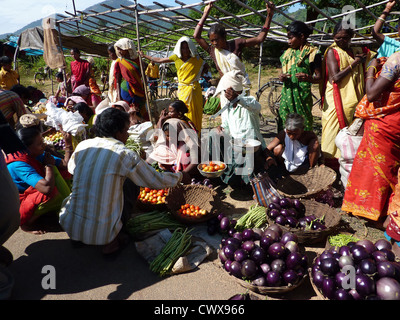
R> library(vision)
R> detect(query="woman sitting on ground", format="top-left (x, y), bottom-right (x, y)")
top-left (147, 117), bottom-right (200, 177)
top-left (5, 126), bottom-right (73, 233)
top-left (267, 113), bottom-right (320, 174)
top-left (156, 100), bottom-right (197, 133)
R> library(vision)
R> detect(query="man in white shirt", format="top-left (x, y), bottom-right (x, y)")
top-left (59, 108), bottom-right (185, 255)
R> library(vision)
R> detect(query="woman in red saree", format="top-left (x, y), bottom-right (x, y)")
top-left (342, 55), bottom-right (400, 223)
top-left (70, 48), bottom-right (90, 92)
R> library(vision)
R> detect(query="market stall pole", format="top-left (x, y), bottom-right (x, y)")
top-left (134, 0), bottom-right (156, 127)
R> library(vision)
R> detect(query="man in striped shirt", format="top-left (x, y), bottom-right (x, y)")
top-left (59, 108), bottom-right (184, 255)
top-left (0, 89), bottom-right (26, 128)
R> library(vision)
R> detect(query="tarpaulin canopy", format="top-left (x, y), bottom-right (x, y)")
top-left (17, 26), bottom-right (109, 58)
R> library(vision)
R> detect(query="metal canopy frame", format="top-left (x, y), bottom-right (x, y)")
top-left (55, 0), bottom-right (399, 51)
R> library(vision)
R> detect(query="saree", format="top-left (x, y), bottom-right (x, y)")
top-left (170, 54), bottom-right (204, 132)
top-left (114, 57), bottom-right (148, 120)
top-left (342, 59), bottom-right (400, 221)
top-left (6, 152), bottom-right (71, 225)
top-left (149, 118), bottom-right (199, 172)
top-left (320, 43), bottom-right (373, 160)
top-left (279, 44), bottom-right (319, 131)
top-left (70, 59), bottom-right (90, 91)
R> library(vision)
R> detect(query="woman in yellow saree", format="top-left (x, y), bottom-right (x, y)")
top-left (140, 36), bottom-right (205, 131)
top-left (320, 22), bottom-right (374, 169)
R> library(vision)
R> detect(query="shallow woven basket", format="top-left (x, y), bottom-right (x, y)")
top-left (267, 199), bottom-right (342, 245)
top-left (233, 273), bottom-right (307, 295)
top-left (276, 165), bottom-right (337, 199)
top-left (308, 257), bottom-right (329, 300)
top-left (165, 184), bottom-right (222, 223)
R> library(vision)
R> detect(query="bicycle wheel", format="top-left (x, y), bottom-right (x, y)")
top-left (267, 81), bottom-right (283, 117)
top-left (168, 87), bottom-right (178, 100)
top-left (34, 72), bottom-right (45, 85)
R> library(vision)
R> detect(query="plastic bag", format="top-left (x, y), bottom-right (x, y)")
top-left (44, 102), bottom-right (87, 136)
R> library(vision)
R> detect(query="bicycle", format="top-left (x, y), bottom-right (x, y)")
top-left (34, 66), bottom-right (56, 85)
top-left (256, 77), bottom-right (321, 127)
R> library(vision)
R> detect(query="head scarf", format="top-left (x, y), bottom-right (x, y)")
top-left (64, 95), bottom-right (87, 107)
top-left (114, 38), bottom-right (138, 60)
top-left (19, 114), bottom-right (40, 128)
top-left (72, 84), bottom-right (91, 97)
top-left (173, 36), bottom-right (198, 59)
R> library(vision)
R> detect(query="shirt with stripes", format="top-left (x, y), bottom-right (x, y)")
top-left (59, 137), bottom-right (182, 245)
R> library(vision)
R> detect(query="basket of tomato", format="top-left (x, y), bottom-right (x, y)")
top-left (137, 187), bottom-right (169, 211)
top-left (166, 184), bottom-right (222, 223)
top-left (197, 161), bottom-right (227, 179)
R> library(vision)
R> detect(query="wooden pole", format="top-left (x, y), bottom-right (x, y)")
top-left (134, 0), bottom-right (155, 126)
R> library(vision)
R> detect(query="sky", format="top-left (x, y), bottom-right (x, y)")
top-left (0, 0), bottom-right (199, 35)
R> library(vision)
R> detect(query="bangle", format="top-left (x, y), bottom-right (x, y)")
top-left (197, 23), bottom-right (203, 27)
top-left (378, 17), bottom-right (386, 22)
top-left (261, 27), bottom-right (270, 32)
top-left (367, 66), bottom-right (377, 74)
top-left (366, 76), bottom-right (375, 79)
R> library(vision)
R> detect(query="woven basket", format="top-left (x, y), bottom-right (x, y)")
top-left (165, 184), bottom-right (222, 223)
top-left (308, 257), bottom-right (329, 300)
top-left (276, 165), bottom-right (337, 199)
top-left (232, 273), bottom-right (307, 295)
top-left (267, 199), bottom-right (342, 244)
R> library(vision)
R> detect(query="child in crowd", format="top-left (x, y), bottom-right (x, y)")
top-left (0, 56), bottom-right (19, 90)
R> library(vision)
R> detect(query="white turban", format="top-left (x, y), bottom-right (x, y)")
top-left (213, 70), bottom-right (245, 98)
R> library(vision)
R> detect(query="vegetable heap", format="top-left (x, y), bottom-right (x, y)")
top-left (125, 137), bottom-right (144, 157)
top-left (138, 187), bottom-right (168, 205)
top-left (311, 238), bottom-right (400, 300)
top-left (178, 203), bottom-right (207, 218)
top-left (126, 210), bottom-right (182, 236)
top-left (150, 227), bottom-right (192, 277)
top-left (234, 205), bottom-right (268, 231)
top-left (200, 161), bottom-right (226, 173)
top-left (267, 196), bottom-right (327, 231)
top-left (44, 132), bottom-right (65, 150)
top-left (190, 177), bottom-right (214, 189)
top-left (219, 223), bottom-right (308, 287)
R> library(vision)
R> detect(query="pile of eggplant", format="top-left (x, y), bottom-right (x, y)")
top-left (311, 239), bottom-right (400, 300)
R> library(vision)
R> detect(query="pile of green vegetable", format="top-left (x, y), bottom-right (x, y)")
top-left (150, 227), bottom-right (192, 277)
top-left (234, 205), bottom-right (267, 231)
top-left (126, 210), bottom-right (183, 236)
top-left (125, 137), bottom-right (144, 156)
top-left (328, 233), bottom-right (360, 247)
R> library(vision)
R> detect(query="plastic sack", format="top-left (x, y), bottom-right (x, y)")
top-left (134, 228), bottom-right (213, 275)
top-left (335, 118), bottom-right (364, 188)
top-left (44, 101), bottom-right (87, 136)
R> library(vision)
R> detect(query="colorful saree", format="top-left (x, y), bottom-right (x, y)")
top-left (279, 44), bottom-right (319, 131)
top-left (320, 43), bottom-right (373, 160)
top-left (342, 58), bottom-right (400, 221)
top-left (114, 57), bottom-right (148, 120)
top-left (170, 54), bottom-right (204, 132)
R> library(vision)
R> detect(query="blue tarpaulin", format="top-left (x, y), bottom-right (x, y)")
top-left (6, 36), bottom-right (43, 56)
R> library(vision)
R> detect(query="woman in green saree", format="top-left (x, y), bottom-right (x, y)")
top-left (278, 21), bottom-right (322, 131)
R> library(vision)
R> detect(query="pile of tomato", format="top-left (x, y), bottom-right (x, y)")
top-left (178, 204), bottom-right (208, 218)
top-left (138, 187), bottom-right (168, 205)
top-left (200, 161), bottom-right (226, 173)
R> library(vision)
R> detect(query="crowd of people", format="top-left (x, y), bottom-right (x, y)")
top-left (1, 0), bottom-right (400, 265)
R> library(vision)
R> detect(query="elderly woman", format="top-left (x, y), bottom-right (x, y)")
top-left (113, 38), bottom-right (148, 121)
top-left (342, 54), bottom-right (400, 224)
top-left (320, 21), bottom-right (374, 169)
top-left (5, 127), bottom-right (73, 233)
top-left (140, 36), bottom-right (205, 131)
top-left (267, 113), bottom-right (320, 173)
